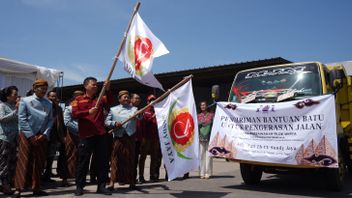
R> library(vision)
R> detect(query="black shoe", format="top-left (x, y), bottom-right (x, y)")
top-left (74, 187), bottom-right (84, 196)
top-left (60, 180), bottom-right (70, 187)
top-left (96, 187), bottom-right (112, 195)
top-left (2, 185), bottom-right (14, 195)
top-left (3, 190), bottom-right (14, 196)
top-left (153, 178), bottom-right (159, 182)
top-left (41, 176), bottom-right (55, 183)
top-left (129, 184), bottom-right (139, 190)
top-left (138, 177), bottom-right (146, 184)
top-left (107, 186), bottom-right (114, 191)
top-left (150, 176), bottom-right (159, 183)
top-left (32, 190), bottom-right (49, 196)
top-left (45, 178), bottom-right (55, 183)
top-left (182, 173), bottom-right (189, 180)
top-left (51, 173), bottom-right (59, 178)
top-left (3, 190), bottom-right (14, 195)
top-left (13, 191), bottom-right (21, 198)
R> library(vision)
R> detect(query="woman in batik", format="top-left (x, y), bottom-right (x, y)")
top-left (0, 86), bottom-right (19, 195)
top-left (198, 101), bottom-right (214, 179)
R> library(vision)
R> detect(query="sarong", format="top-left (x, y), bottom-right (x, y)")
top-left (0, 139), bottom-right (17, 185)
top-left (14, 132), bottom-right (47, 191)
top-left (110, 134), bottom-right (135, 185)
top-left (63, 130), bottom-right (79, 178)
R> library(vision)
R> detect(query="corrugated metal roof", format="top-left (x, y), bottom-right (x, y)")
top-left (156, 57), bottom-right (289, 75)
top-left (113, 57), bottom-right (290, 81)
top-left (60, 57), bottom-right (290, 101)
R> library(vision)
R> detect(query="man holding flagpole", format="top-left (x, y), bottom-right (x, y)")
top-left (72, 77), bottom-right (112, 196)
top-left (105, 90), bottom-right (138, 190)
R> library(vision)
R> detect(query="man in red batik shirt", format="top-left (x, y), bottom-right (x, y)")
top-left (72, 77), bottom-right (113, 196)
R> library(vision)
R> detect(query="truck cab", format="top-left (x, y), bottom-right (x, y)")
top-left (226, 61), bottom-right (352, 190)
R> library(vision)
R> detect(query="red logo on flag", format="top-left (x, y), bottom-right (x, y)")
top-left (134, 37), bottom-right (153, 72)
top-left (168, 100), bottom-right (196, 160)
top-left (170, 112), bottom-right (195, 146)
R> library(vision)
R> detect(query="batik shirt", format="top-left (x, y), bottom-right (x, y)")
top-left (63, 105), bottom-right (79, 136)
top-left (105, 104), bottom-right (138, 138)
top-left (197, 112), bottom-right (214, 142)
top-left (18, 94), bottom-right (53, 139)
top-left (0, 102), bottom-right (18, 143)
top-left (72, 92), bottom-right (112, 139)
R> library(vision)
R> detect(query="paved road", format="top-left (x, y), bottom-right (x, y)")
top-left (14, 158), bottom-right (352, 198)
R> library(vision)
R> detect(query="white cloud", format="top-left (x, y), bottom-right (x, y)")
top-left (59, 63), bottom-right (106, 85)
top-left (74, 65), bottom-right (86, 73)
top-left (63, 72), bottom-right (84, 84)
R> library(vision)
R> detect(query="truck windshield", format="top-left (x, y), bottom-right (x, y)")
top-left (229, 63), bottom-right (322, 103)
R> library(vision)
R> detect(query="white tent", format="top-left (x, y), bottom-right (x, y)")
top-left (0, 57), bottom-right (62, 97)
top-left (328, 61), bottom-right (352, 76)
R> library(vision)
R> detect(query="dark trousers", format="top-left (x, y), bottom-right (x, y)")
top-left (57, 142), bottom-right (68, 179)
top-left (151, 139), bottom-right (162, 179)
top-left (76, 134), bottom-right (109, 188)
top-left (134, 140), bottom-right (141, 179)
top-left (139, 138), bottom-right (161, 180)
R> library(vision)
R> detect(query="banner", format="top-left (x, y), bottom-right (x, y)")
top-left (118, 13), bottom-right (169, 90)
top-left (208, 95), bottom-right (338, 168)
top-left (154, 79), bottom-right (199, 180)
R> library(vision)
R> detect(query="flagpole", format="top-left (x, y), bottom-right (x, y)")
top-left (108, 74), bottom-right (193, 133)
top-left (95, 2), bottom-right (141, 108)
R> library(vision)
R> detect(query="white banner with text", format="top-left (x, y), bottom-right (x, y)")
top-left (208, 95), bottom-right (338, 168)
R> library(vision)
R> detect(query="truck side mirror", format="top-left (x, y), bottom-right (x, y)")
top-left (328, 69), bottom-right (345, 93)
top-left (211, 85), bottom-right (220, 101)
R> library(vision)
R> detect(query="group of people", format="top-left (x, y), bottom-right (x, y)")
top-left (0, 76), bottom-right (215, 197)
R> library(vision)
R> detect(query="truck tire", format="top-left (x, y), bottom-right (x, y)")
top-left (240, 163), bottom-right (262, 185)
top-left (326, 168), bottom-right (344, 191)
top-left (348, 164), bottom-right (352, 175)
top-left (326, 144), bottom-right (346, 191)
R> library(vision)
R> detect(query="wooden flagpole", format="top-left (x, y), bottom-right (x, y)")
top-left (108, 74), bottom-right (193, 133)
top-left (95, 2), bottom-right (141, 108)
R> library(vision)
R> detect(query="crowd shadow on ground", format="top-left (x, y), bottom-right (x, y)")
top-left (170, 190), bottom-right (229, 198)
top-left (223, 172), bottom-right (352, 198)
top-left (17, 182), bottom-right (170, 197)
top-left (110, 183), bottom-right (170, 194)
top-left (14, 170), bottom-right (235, 197)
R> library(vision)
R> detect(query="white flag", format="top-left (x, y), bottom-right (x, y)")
top-left (154, 79), bottom-right (199, 181)
top-left (118, 13), bottom-right (169, 90)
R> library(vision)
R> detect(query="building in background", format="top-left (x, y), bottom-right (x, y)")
top-left (60, 57), bottom-right (290, 106)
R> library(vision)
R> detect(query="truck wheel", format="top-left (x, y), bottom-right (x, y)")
top-left (326, 150), bottom-right (346, 191)
top-left (348, 164), bottom-right (352, 175)
top-left (326, 167), bottom-right (344, 191)
top-left (240, 163), bottom-right (262, 185)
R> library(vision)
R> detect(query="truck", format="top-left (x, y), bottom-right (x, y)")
top-left (217, 61), bottom-right (352, 190)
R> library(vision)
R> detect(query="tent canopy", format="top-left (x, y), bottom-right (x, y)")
top-left (0, 57), bottom-right (62, 97)
top-left (328, 61), bottom-right (352, 76)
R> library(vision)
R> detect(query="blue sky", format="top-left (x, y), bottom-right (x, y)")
top-left (1, 0), bottom-right (351, 86)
